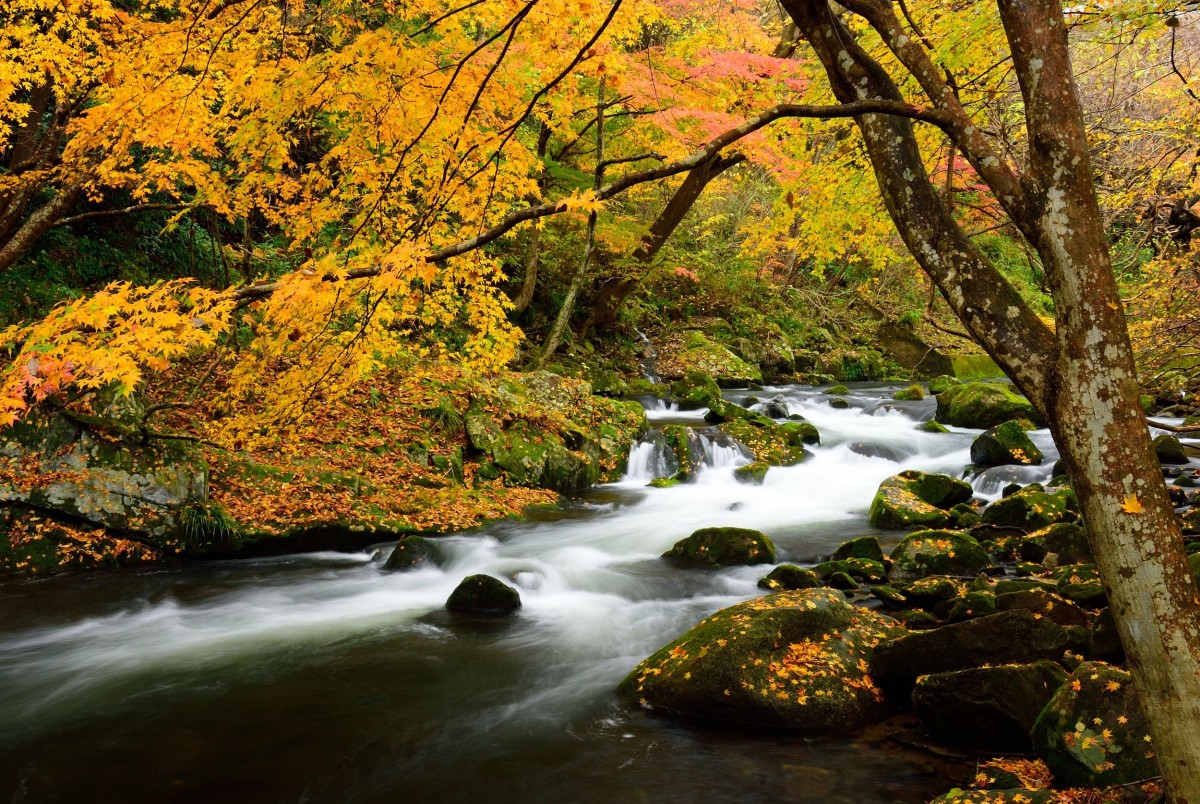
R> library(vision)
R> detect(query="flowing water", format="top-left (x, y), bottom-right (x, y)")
top-left (0, 383), bottom-right (1062, 804)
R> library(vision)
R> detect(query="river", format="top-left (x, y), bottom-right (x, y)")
top-left (0, 383), bottom-right (1061, 803)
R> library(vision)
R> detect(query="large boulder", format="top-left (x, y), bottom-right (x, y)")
top-left (656, 330), bottom-right (762, 387)
top-left (888, 530), bottom-right (990, 581)
top-left (663, 527), bottom-right (776, 567)
top-left (995, 588), bottom-right (1088, 628)
top-left (757, 564), bottom-right (821, 591)
top-left (913, 661), bottom-right (1068, 752)
top-left (0, 405), bottom-right (208, 538)
top-left (1030, 662), bottom-right (1158, 787)
top-left (717, 420), bottom-right (810, 467)
top-left (970, 421), bottom-right (1044, 468)
top-left (445, 574), bottom-right (521, 615)
top-left (1021, 522), bottom-right (1092, 565)
top-left (620, 588), bottom-right (906, 732)
top-left (871, 609), bottom-right (1069, 698)
top-left (383, 536), bottom-right (441, 571)
top-left (936, 383), bottom-right (1042, 429)
top-left (981, 486), bottom-right (1075, 531)
top-left (868, 471), bottom-right (973, 529)
top-left (833, 535), bottom-right (885, 563)
top-left (1152, 434), bottom-right (1188, 465)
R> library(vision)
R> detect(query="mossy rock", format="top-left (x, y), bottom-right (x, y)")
top-left (868, 471), bottom-right (973, 530)
top-left (813, 557), bottom-right (886, 583)
top-left (445, 574), bottom-right (521, 615)
top-left (893, 384), bottom-right (926, 401)
top-left (1024, 522), bottom-right (1092, 565)
top-left (970, 420), bottom-right (1044, 468)
top-left (825, 384), bottom-right (850, 395)
top-left (0, 406), bottom-right (209, 540)
top-left (383, 535), bottom-right (441, 571)
top-left (757, 564), bottom-right (820, 591)
top-left (902, 576), bottom-right (968, 609)
top-left (661, 330), bottom-right (763, 386)
top-left (663, 526), bottom-right (776, 567)
top-left (777, 420), bottom-right (820, 446)
top-left (833, 535), bottom-right (885, 563)
top-left (871, 609), bottom-right (1069, 699)
top-left (703, 398), bottom-right (774, 427)
top-left (916, 420), bottom-right (950, 434)
top-left (648, 477), bottom-right (681, 489)
top-left (718, 420), bottom-right (808, 467)
top-left (1031, 661), bottom-right (1158, 787)
top-left (981, 487), bottom-right (1075, 531)
top-left (888, 530), bottom-right (990, 581)
top-left (733, 462), bottom-right (769, 485)
top-left (828, 397), bottom-right (850, 409)
top-left (619, 588), bottom-right (906, 732)
top-left (659, 424), bottom-right (704, 479)
top-left (996, 588), bottom-right (1088, 628)
top-left (870, 585), bottom-right (908, 608)
top-left (928, 375), bottom-right (961, 395)
top-left (914, 661), bottom-right (1068, 752)
top-left (946, 590), bottom-right (997, 622)
top-left (670, 371), bottom-right (722, 407)
top-left (935, 383), bottom-right (1042, 429)
top-left (1152, 434), bottom-right (1188, 465)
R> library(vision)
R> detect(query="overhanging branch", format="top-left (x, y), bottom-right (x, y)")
top-left (230, 99), bottom-right (950, 304)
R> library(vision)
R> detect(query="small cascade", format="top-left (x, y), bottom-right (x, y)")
top-left (623, 431), bottom-right (680, 482)
top-left (691, 428), bottom-right (752, 471)
top-left (634, 328), bottom-right (660, 383)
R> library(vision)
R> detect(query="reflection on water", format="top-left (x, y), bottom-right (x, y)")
top-left (0, 382), bottom-right (1057, 803)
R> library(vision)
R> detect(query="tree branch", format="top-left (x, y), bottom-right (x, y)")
top-left (51, 203), bottom-right (191, 228)
top-left (229, 98), bottom-right (950, 304)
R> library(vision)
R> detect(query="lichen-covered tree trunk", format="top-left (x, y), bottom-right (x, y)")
top-left (581, 152), bottom-right (744, 336)
top-left (783, 1), bottom-right (1200, 798)
top-left (999, 4), bottom-right (1200, 798)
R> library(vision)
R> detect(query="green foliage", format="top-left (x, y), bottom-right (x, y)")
top-left (179, 500), bottom-right (238, 548)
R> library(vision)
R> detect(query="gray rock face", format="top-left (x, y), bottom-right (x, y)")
top-left (0, 407), bottom-right (208, 537)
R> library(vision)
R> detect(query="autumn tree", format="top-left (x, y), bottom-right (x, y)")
top-left (776, 0), bottom-right (1200, 799)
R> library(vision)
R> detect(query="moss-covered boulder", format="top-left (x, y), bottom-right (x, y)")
top-left (663, 527), bottom-right (776, 567)
top-left (833, 535), bottom-right (885, 563)
top-left (445, 574), bottom-right (522, 615)
top-left (981, 487), bottom-right (1075, 531)
top-left (1022, 523), bottom-right (1092, 565)
top-left (871, 609), bottom-right (1069, 699)
top-left (946, 590), bottom-right (997, 622)
top-left (703, 398), bottom-right (775, 427)
top-left (893, 384), bottom-right (926, 401)
top-left (1152, 434), bottom-right (1188, 465)
top-left (670, 371), bottom-right (722, 407)
top-left (888, 530), bottom-right (990, 581)
top-left (928, 375), bottom-right (961, 395)
top-left (757, 564), bottom-right (820, 591)
top-left (995, 588), bottom-right (1088, 628)
top-left (658, 424), bottom-right (704, 480)
top-left (825, 384), bottom-right (850, 395)
top-left (656, 330), bottom-right (762, 387)
top-left (936, 383), bottom-right (1042, 429)
top-left (1031, 662), bottom-right (1158, 787)
top-left (917, 420), bottom-right (950, 434)
top-left (733, 461), bottom-right (769, 485)
top-left (718, 420), bottom-right (809, 467)
top-left (0, 406), bottom-right (209, 539)
top-left (813, 557), bottom-right (887, 583)
top-left (913, 661), bottom-right (1068, 752)
top-left (970, 421), bottom-right (1044, 468)
top-left (868, 470), bottom-right (974, 530)
top-left (619, 588), bottom-right (906, 732)
top-left (383, 536), bottom-right (441, 571)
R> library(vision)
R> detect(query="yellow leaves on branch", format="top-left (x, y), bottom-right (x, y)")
top-left (0, 281), bottom-right (233, 426)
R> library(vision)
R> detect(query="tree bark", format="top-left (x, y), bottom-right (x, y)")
top-left (783, 2), bottom-right (1200, 799)
top-left (581, 152), bottom-right (745, 336)
top-left (511, 122), bottom-right (552, 316)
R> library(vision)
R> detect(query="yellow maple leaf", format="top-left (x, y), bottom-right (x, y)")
top-left (1121, 495), bottom-right (1143, 514)
top-left (555, 189), bottom-right (605, 214)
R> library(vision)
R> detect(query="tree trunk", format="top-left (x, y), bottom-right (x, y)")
top-left (581, 152), bottom-right (744, 336)
top-left (536, 76), bottom-right (606, 368)
top-left (512, 122), bottom-right (552, 316)
top-left (783, 2), bottom-right (1200, 798)
top-left (999, 4), bottom-right (1200, 797)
